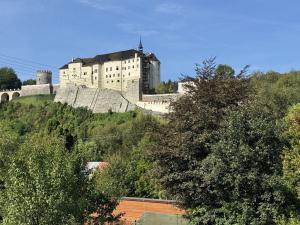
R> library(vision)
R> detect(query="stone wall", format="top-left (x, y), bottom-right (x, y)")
top-left (54, 86), bottom-right (137, 113)
top-left (136, 101), bottom-right (171, 114)
top-left (142, 93), bottom-right (179, 102)
top-left (21, 84), bottom-right (52, 96)
top-left (52, 84), bottom-right (60, 94)
top-left (124, 78), bottom-right (141, 104)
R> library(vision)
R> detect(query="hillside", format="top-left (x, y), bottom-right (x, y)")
top-left (1, 68), bottom-right (300, 224)
top-left (12, 94), bottom-right (55, 105)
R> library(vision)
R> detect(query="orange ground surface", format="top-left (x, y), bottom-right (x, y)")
top-left (113, 199), bottom-right (186, 223)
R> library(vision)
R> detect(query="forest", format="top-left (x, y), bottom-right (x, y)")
top-left (1, 61), bottom-right (300, 225)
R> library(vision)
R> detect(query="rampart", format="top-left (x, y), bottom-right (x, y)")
top-left (142, 93), bottom-right (179, 102)
top-left (55, 86), bottom-right (136, 113)
top-left (21, 84), bottom-right (52, 96)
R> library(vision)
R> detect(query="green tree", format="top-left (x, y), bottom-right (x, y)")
top-left (185, 101), bottom-right (298, 225)
top-left (278, 103), bottom-right (300, 224)
top-left (0, 135), bottom-right (118, 225)
top-left (215, 64), bottom-right (235, 78)
top-left (149, 59), bottom-right (250, 211)
top-left (155, 80), bottom-right (178, 94)
top-left (250, 70), bottom-right (300, 118)
top-left (0, 67), bottom-right (21, 90)
top-left (22, 79), bottom-right (36, 86)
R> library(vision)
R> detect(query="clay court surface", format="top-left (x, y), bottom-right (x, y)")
top-left (113, 198), bottom-right (186, 224)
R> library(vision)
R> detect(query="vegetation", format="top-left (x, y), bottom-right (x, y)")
top-left (0, 98), bottom-right (163, 223)
top-left (154, 80), bottom-right (178, 94)
top-left (148, 61), bottom-right (300, 224)
top-left (22, 79), bottom-right (36, 85)
top-left (1, 62), bottom-right (300, 224)
top-left (12, 94), bottom-right (55, 105)
top-left (0, 67), bottom-right (21, 90)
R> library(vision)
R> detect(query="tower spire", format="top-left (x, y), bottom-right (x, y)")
top-left (138, 36), bottom-right (143, 52)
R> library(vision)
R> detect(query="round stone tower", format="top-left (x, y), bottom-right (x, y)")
top-left (36, 70), bottom-right (52, 85)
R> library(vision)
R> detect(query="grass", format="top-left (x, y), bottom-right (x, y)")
top-left (12, 94), bottom-right (55, 105)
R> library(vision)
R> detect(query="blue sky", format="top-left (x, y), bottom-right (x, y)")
top-left (0, 0), bottom-right (300, 83)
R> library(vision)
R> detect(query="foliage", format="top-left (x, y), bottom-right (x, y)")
top-left (22, 79), bottom-right (36, 86)
top-left (279, 103), bottom-right (300, 224)
top-left (250, 70), bottom-right (300, 118)
top-left (149, 58), bottom-right (250, 207)
top-left (0, 67), bottom-right (21, 90)
top-left (0, 133), bottom-right (119, 225)
top-left (12, 94), bottom-right (55, 105)
top-left (95, 135), bottom-right (164, 199)
top-left (1, 136), bottom-right (81, 224)
top-left (215, 64), bottom-right (235, 78)
top-left (93, 114), bottom-right (165, 199)
top-left (185, 101), bottom-right (298, 225)
top-left (0, 98), bottom-right (163, 200)
top-left (154, 80), bottom-right (178, 94)
top-left (149, 59), bottom-right (300, 224)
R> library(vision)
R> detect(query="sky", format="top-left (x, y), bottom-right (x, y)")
top-left (0, 0), bottom-right (300, 83)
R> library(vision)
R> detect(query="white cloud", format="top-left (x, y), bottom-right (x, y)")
top-left (155, 3), bottom-right (184, 15)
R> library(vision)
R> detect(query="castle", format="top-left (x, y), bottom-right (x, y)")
top-left (54, 42), bottom-right (180, 114)
top-left (0, 42), bottom-right (182, 114)
top-left (59, 41), bottom-right (160, 94)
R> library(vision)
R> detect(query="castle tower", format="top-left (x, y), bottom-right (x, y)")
top-left (36, 70), bottom-right (52, 85)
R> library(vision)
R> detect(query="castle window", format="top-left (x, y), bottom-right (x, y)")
top-left (117, 80), bottom-right (120, 83)
top-left (128, 60), bottom-right (130, 63)
top-left (132, 59), bottom-right (134, 62)
top-left (137, 58), bottom-right (139, 61)
top-left (95, 77), bottom-right (97, 80)
top-left (83, 72), bottom-right (87, 75)
top-left (124, 61), bottom-right (126, 64)
top-left (106, 68), bottom-right (108, 72)
top-left (137, 64), bottom-right (139, 68)
top-left (116, 66), bottom-right (119, 70)
top-left (107, 81), bottom-right (109, 83)
top-left (128, 66), bottom-right (130, 69)
top-left (113, 74), bottom-right (115, 77)
top-left (111, 80), bottom-right (113, 83)
top-left (132, 65), bottom-right (134, 69)
top-left (128, 72), bottom-right (130, 76)
top-left (109, 75), bottom-right (111, 78)
top-left (106, 75), bottom-right (108, 78)
top-left (110, 67), bottom-right (112, 71)
top-left (118, 73), bottom-right (120, 77)
top-left (94, 69), bottom-right (98, 73)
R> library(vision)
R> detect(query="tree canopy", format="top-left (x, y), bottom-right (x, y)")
top-left (22, 79), bottom-right (36, 86)
top-left (148, 59), bottom-right (300, 224)
top-left (0, 67), bottom-right (21, 90)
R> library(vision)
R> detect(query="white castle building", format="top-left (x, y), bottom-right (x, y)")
top-left (59, 41), bottom-right (160, 94)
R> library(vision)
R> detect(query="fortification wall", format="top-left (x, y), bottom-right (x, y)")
top-left (54, 86), bottom-right (137, 113)
top-left (21, 84), bottom-right (52, 96)
top-left (142, 93), bottom-right (179, 102)
top-left (136, 101), bottom-right (171, 114)
top-left (124, 78), bottom-right (141, 104)
top-left (52, 84), bottom-right (60, 94)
